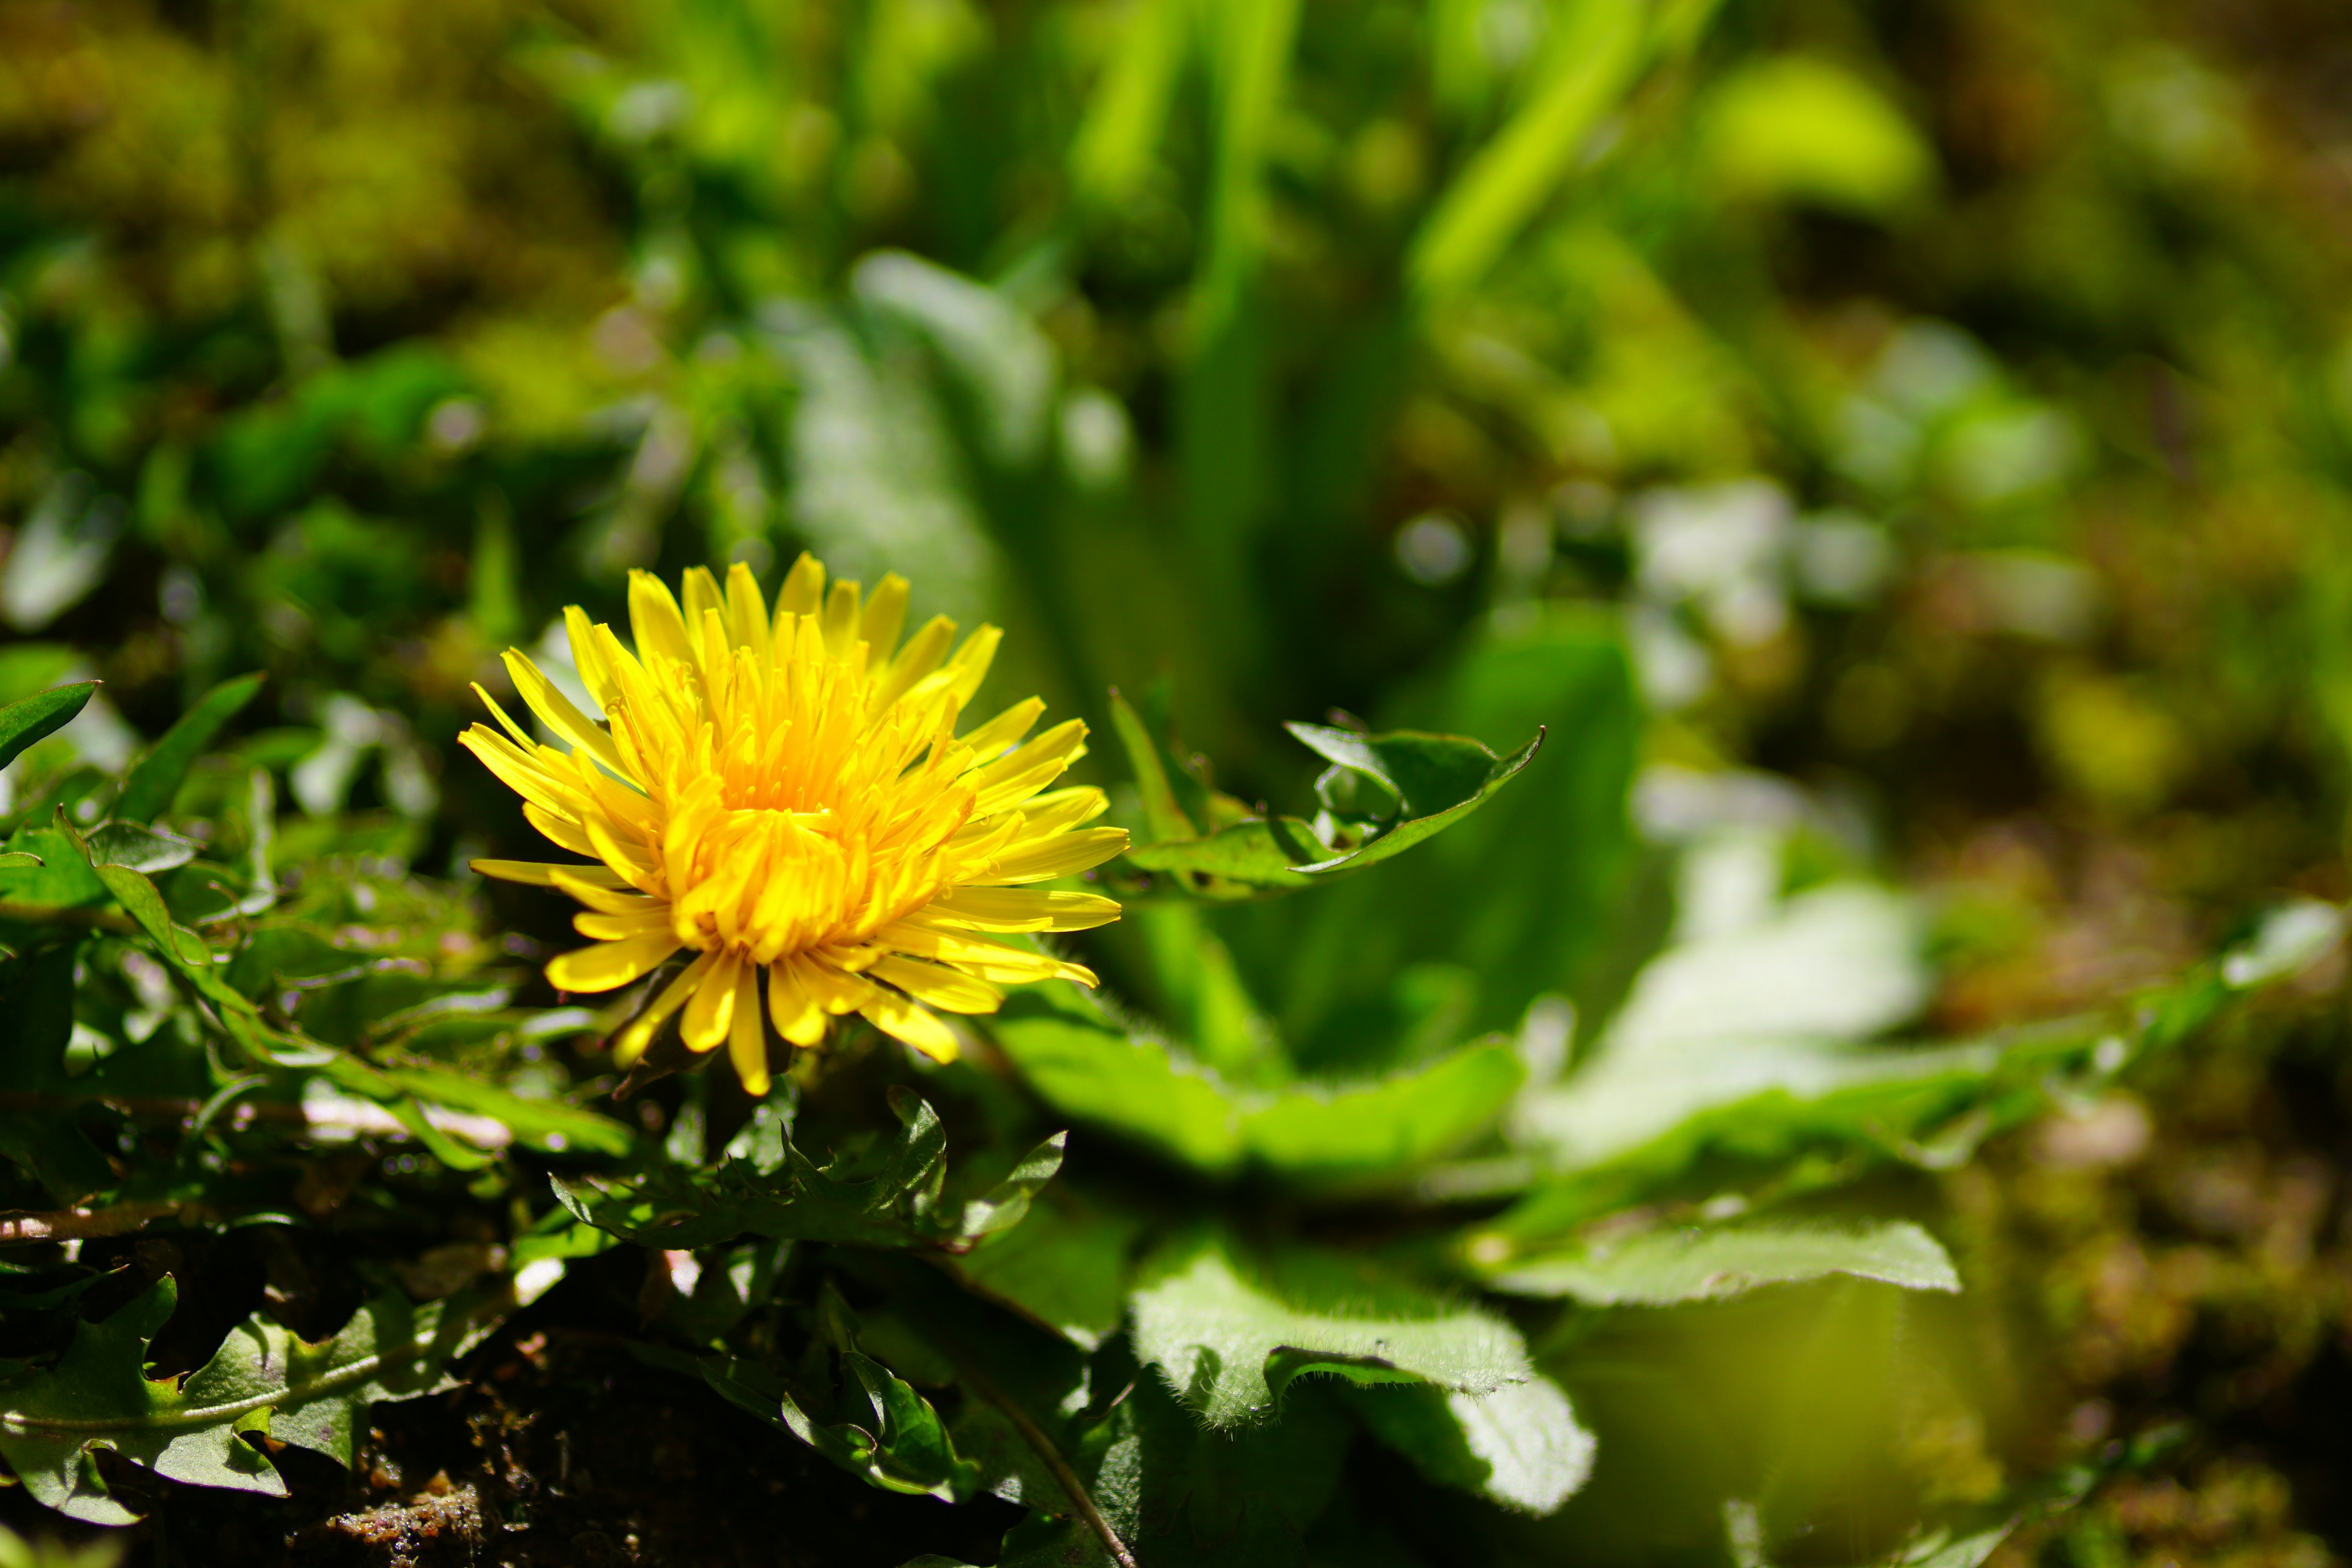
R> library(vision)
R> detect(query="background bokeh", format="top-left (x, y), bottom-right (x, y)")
top-left (7, 0), bottom-right (2352, 1561)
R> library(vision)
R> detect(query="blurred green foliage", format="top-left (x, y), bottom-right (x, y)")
top-left (6, 0), bottom-right (2352, 1564)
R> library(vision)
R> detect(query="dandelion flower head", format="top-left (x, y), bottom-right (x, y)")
top-left (461, 554), bottom-right (1125, 1094)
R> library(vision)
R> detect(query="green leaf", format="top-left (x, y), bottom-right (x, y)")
top-left (377, 1063), bottom-right (632, 1159)
top-left (1236, 1042), bottom-right (1522, 1178)
top-left (987, 987), bottom-right (1246, 1174)
top-left (1408, 0), bottom-right (1653, 300)
top-left (80, 823), bottom-right (198, 875)
top-left (650, 1345), bottom-right (981, 1502)
top-left (989, 985), bottom-right (1521, 1180)
top-left (1118, 722), bottom-right (1544, 899)
top-left (0, 1272), bottom-right (541, 1524)
top-left (1348, 1376), bottom-right (1594, 1515)
top-left (1482, 1218), bottom-right (1961, 1304)
top-left (112, 674), bottom-right (264, 824)
top-left (1129, 1232), bottom-right (1531, 1427)
top-left (991, 1374), bottom-right (1352, 1568)
top-left (1236, 608), bottom-right (1640, 1049)
top-left (950, 1191), bottom-right (1140, 1350)
top-left (0, 684), bottom-right (97, 774)
top-left (1698, 55), bottom-right (1935, 218)
top-left (552, 1088), bottom-right (984, 1250)
top-left (0, 822), bottom-right (111, 921)
top-left (956, 1132), bottom-right (1067, 1242)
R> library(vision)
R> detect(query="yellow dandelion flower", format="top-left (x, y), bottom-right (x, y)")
top-left (460, 553), bottom-right (1126, 1095)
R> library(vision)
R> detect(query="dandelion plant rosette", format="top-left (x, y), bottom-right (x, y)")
top-left (460, 554), bottom-right (1126, 1094)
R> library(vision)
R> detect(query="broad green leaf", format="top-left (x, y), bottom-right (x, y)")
top-left (1348, 1376), bottom-right (1594, 1515)
top-left (1129, 1232), bottom-right (1531, 1427)
top-left (988, 985), bottom-right (1521, 1180)
top-left (1237, 1042), bottom-right (1522, 1177)
top-left (111, 673), bottom-right (264, 824)
top-left (0, 684), bottom-right (97, 774)
top-left (987, 987), bottom-right (1247, 1173)
top-left (1597, 881), bottom-right (1931, 1061)
top-left (1480, 1218), bottom-right (1960, 1304)
top-left (0, 1271), bottom-right (543, 1524)
top-left (552, 1089), bottom-right (1000, 1250)
top-left (951, 1192), bottom-right (1140, 1350)
top-left (0, 821), bottom-right (111, 921)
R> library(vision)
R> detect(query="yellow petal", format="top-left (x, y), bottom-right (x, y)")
top-left (821, 578), bottom-right (862, 658)
top-left (682, 566), bottom-right (726, 649)
top-left (729, 964), bottom-right (771, 1095)
top-left (554, 872), bottom-right (662, 914)
top-left (613, 951), bottom-right (717, 1066)
top-left (768, 960), bottom-right (827, 1046)
top-left (576, 907), bottom-right (676, 941)
top-left (872, 616), bottom-right (956, 709)
top-left (472, 684), bottom-right (536, 750)
top-left (777, 551), bottom-right (826, 621)
top-left (681, 950), bottom-right (744, 1052)
top-left (876, 921), bottom-right (1095, 986)
top-left (921, 886), bottom-right (1124, 932)
top-left (860, 573), bottom-right (910, 660)
top-left (979, 827), bottom-right (1130, 884)
top-left (871, 954), bottom-right (1003, 1014)
top-left (547, 930), bottom-right (682, 993)
top-left (628, 570), bottom-right (696, 669)
top-left (725, 562), bottom-right (771, 662)
top-left (522, 801), bottom-right (600, 858)
top-left (565, 605), bottom-right (621, 711)
top-left (860, 990), bottom-right (960, 1063)
top-left (472, 859), bottom-right (631, 889)
top-left (942, 625), bottom-right (1001, 704)
top-left (503, 649), bottom-right (628, 777)
top-left (799, 956), bottom-right (880, 1015)
top-left (957, 697), bottom-right (1046, 760)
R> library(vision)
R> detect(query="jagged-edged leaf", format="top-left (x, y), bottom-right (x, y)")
top-left (0, 1270), bottom-right (550, 1525)
top-left (375, 1063), bottom-right (631, 1159)
top-left (1110, 693), bottom-right (1544, 899)
top-left (989, 1374), bottom-right (1353, 1568)
top-left (112, 673), bottom-right (264, 824)
top-left (950, 1191), bottom-right (1140, 1350)
top-left (0, 684), bottom-right (97, 774)
top-left (1348, 1375), bottom-right (1595, 1515)
top-left (0, 820), bottom-right (111, 922)
top-left (988, 985), bottom-right (1520, 1180)
top-left (552, 1088), bottom-right (1008, 1250)
top-left (83, 855), bottom-right (494, 1171)
top-left (1129, 1231), bottom-right (1531, 1428)
top-left (643, 1344), bottom-right (981, 1502)
top-left (223, 924), bottom-right (388, 998)
top-left (1481, 1218), bottom-right (1961, 1303)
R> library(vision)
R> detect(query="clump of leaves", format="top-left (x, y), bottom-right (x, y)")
top-left (0, 650), bottom-right (2334, 1567)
